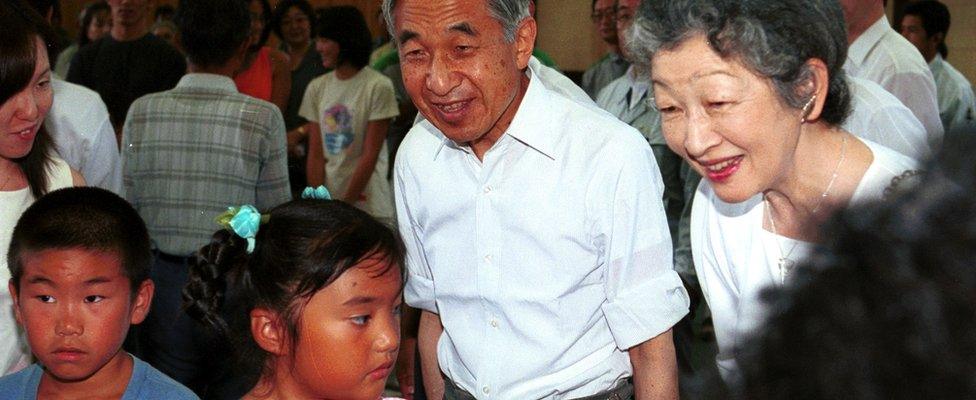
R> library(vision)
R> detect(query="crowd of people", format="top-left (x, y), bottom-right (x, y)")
top-left (0, 0), bottom-right (974, 399)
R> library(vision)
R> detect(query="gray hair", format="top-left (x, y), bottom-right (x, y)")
top-left (625, 0), bottom-right (852, 126)
top-left (381, 0), bottom-right (530, 43)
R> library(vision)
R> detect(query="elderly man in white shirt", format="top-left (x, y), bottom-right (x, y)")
top-left (899, 0), bottom-right (976, 134)
top-left (385, 0), bottom-right (690, 399)
top-left (840, 0), bottom-right (943, 149)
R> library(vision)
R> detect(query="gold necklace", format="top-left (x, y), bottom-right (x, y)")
top-left (765, 134), bottom-right (849, 282)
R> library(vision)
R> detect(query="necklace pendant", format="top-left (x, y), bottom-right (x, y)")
top-left (778, 257), bottom-right (796, 274)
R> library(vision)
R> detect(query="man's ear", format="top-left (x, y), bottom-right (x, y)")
top-left (514, 16), bottom-right (538, 70)
top-left (251, 308), bottom-right (289, 356)
top-left (129, 279), bottom-right (154, 325)
top-left (9, 280), bottom-right (23, 327)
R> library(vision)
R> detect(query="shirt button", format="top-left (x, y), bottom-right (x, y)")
top-left (484, 254), bottom-right (492, 262)
top-left (483, 185), bottom-right (492, 194)
top-left (490, 319), bottom-right (499, 328)
top-left (483, 386), bottom-right (490, 395)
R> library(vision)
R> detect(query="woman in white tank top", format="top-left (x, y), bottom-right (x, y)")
top-left (0, 5), bottom-right (84, 375)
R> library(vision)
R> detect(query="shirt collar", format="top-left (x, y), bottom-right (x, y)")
top-left (624, 66), bottom-right (650, 110)
top-left (433, 68), bottom-right (556, 160)
top-left (848, 16), bottom-right (891, 68)
top-left (176, 73), bottom-right (239, 93)
top-left (929, 53), bottom-right (945, 71)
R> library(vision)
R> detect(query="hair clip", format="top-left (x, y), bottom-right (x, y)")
top-left (302, 185), bottom-right (332, 200)
top-left (215, 205), bottom-right (269, 253)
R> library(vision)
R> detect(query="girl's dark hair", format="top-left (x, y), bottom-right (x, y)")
top-left (183, 199), bottom-right (405, 387)
top-left (1, 1), bottom-right (55, 199)
top-left (78, 1), bottom-right (109, 47)
top-left (248, 0), bottom-right (273, 50)
top-left (316, 6), bottom-right (372, 70)
top-left (270, 0), bottom-right (314, 45)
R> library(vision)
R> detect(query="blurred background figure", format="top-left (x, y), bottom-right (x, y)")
top-left (735, 131), bottom-right (976, 400)
top-left (299, 5), bottom-right (398, 221)
top-left (840, 0), bottom-right (943, 149)
top-left (581, 0), bottom-right (628, 99)
top-left (54, 1), bottom-right (110, 78)
top-left (151, 19), bottom-right (179, 49)
top-left (899, 0), bottom-right (975, 134)
top-left (235, 0), bottom-right (291, 114)
top-left (154, 3), bottom-right (175, 22)
top-left (66, 0), bottom-right (186, 141)
top-left (273, 0), bottom-right (326, 196)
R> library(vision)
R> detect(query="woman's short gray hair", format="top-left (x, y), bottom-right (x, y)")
top-left (381, 0), bottom-right (530, 43)
top-left (625, 0), bottom-right (852, 126)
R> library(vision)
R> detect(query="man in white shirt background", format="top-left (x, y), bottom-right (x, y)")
top-left (385, 0), bottom-right (690, 398)
top-left (840, 0), bottom-right (944, 150)
top-left (899, 0), bottom-right (975, 134)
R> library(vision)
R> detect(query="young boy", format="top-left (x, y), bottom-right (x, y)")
top-left (0, 187), bottom-right (198, 399)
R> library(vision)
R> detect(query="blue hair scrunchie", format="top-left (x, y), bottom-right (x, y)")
top-left (302, 185), bottom-right (332, 200)
top-left (215, 205), bottom-right (266, 253)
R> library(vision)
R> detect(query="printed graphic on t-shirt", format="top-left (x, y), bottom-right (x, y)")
top-left (322, 104), bottom-right (354, 155)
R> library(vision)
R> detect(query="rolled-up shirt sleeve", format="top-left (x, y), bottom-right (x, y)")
top-left (599, 139), bottom-right (690, 350)
top-left (394, 154), bottom-right (437, 313)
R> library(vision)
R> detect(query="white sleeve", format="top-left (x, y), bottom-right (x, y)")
top-left (879, 70), bottom-right (944, 150)
top-left (394, 151), bottom-right (437, 313)
top-left (84, 105), bottom-right (123, 194)
top-left (599, 135), bottom-right (690, 350)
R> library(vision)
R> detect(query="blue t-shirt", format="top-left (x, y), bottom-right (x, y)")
top-left (0, 354), bottom-right (198, 399)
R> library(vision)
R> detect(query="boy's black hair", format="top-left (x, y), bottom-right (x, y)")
top-left (175, 0), bottom-right (251, 68)
top-left (7, 187), bottom-right (152, 295)
top-left (315, 6), bottom-right (372, 70)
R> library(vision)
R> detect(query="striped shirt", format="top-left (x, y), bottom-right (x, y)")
top-left (122, 73), bottom-right (291, 255)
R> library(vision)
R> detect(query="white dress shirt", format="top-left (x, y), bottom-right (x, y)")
top-left (47, 78), bottom-right (122, 193)
top-left (395, 69), bottom-right (690, 399)
top-left (844, 17), bottom-right (943, 149)
top-left (691, 139), bottom-right (918, 383)
top-left (845, 76), bottom-right (929, 160)
top-left (929, 54), bottom-right (976, 133)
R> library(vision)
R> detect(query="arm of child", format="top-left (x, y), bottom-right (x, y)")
top-left (342, 118), bottom-right (390, 204)
top-left (306, 122), bottom-right (325, 187)
top-left (418, 310), bottom-right (445, 400)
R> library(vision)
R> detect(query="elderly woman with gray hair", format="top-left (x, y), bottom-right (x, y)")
top-left (626, 0), bottom-right (919, 382)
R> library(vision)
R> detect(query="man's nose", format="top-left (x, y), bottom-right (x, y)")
top-left (425, 54), bottom-right (462, 97)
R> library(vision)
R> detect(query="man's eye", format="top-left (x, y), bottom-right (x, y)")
top-left (37, 295), bottom-right (55, 303)
top-left (85, 295), bottom-right (105, 303)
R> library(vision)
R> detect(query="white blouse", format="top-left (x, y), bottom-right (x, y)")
top-left (690, 139), bottom-right (918, 382)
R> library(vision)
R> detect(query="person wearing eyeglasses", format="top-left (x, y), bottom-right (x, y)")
top-left (581, 0), bottom-right (629, 99)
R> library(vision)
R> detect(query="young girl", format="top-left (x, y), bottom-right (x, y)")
top-left (183, 198), bottom-right (405, 400)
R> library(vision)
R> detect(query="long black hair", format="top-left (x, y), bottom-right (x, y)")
top-left (1, 0), bottom-right (56, 199)
top-left (182, 199), bottom-right (405, 389)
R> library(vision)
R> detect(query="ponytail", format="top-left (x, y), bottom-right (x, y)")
top-left (182, 229), bottom-right (249, 338)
